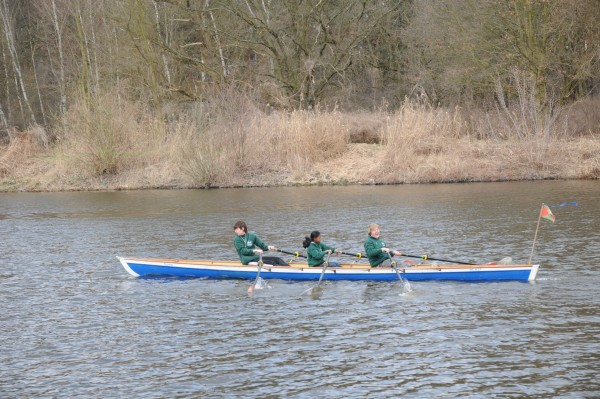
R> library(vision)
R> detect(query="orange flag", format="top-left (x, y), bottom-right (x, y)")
top-left (541, 204), bottom-right (555, 222)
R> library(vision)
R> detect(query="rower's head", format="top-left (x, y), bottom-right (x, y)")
top-left (233, 220), bottom-right (248, 235)
top-left (368, 223), bottom-right (380, 238)
top-left (302, 230), bottom-right (321, 248)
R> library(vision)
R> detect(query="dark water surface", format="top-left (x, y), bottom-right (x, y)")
top-left (1, 181), bottom-right (599, 398)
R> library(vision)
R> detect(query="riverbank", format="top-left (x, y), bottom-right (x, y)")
top-left (2, 139), bottom-right (598, 192)
top-left (1, 101), bottom-right (599, 192)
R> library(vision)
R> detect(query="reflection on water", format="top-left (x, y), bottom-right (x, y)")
top-left (1, 181), bottom-right (599, 398)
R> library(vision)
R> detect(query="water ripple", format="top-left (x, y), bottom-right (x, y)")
top-left (2, 182), bottom-right (600, 398)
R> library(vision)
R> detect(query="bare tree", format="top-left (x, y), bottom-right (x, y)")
top-left (1, 33), bottom-right (12, 138)
top-left (51, 0), bottom-right (67, 115)
top-left (152, 0), bottom-right (173, 85)
top-left (206, 0), bottom-right (226, 78)
top-left (403, 0), bottom-right (600, 107)
top-left (219, 0), bottom-right (409, 108)
top-left (0, 0), bottom-right (37, 126)
top-left (0, 106), bottom-right (8, 139)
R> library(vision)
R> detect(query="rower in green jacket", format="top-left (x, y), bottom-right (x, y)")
top-left (233, 221), bottom-right (289, 266)
top-left (364, 223), bottom-right (401, 267)
top-left (302, 230), bottom-right (340, 267)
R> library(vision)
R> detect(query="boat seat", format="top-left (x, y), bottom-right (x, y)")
top-left (248, 261), bottom-right (275, 267)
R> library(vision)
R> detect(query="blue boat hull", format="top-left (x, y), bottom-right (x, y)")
top-left (117, 257), bottom-right (539, 282)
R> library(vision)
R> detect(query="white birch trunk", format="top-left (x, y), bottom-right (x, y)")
top-left (0, 105), bottom-right (8, 137)
top-left (0, 0), bottom-right (37, 124)
top-left (1, 40), bottom-right (12, 125)
top-left (88, 0), bottom-right (100, 94)
top-left (207, 0), bottom-right (227, 78)
top-left (30, 43), bottom-right (47, 127)
top-left (153, 0), bottom-right (172, 85)
top-left (51, 0), bottom-right (67, 115)
top-left (77, 5), bottom-right (94, 95)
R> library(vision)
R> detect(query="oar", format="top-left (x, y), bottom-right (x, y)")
top-left (340, 251), bottom-right (364, 259)
top-left (278, 249), bottom-right (307, 258)
top-left (247, 253), bottom-right (264, 293)
top-left (342, 250), bottom-right (473, 265)
top-left (303, 252), bottom-right (330, 296)
top-left (386, 251), bottom-right (404, 281)
top-left (387, 252), bottom-right (412, 293)
top-left (401, 253), bottom-right (474, 265)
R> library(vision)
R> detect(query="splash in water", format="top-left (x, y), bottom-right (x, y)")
top-left (254, 277), bottom-right (271, 290)
top-left (400, 279), bottom-right (413, 296)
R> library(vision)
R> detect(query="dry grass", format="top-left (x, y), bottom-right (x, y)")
top-left (382, 103), bottom-right (459, 165)
top-left (267, 109), bottom-right (349, 180)
top-left (0, 132), bottom-right (42, 181)
top-left (1, 93), bottom-right (599, 191)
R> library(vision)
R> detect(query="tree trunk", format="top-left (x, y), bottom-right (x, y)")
top-left (51, 0), bottom-right (67, 115)
top-left (0, 0), bottom-right (37, 125)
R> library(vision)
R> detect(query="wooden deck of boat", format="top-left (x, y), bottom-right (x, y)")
top-left (127, 257), bottom-right (533, 270)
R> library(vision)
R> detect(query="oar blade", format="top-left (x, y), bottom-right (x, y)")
top-left (302, 285), bottom-right (323, 298)
top-left (302, 254), bottom-right (330, 297)
top-left (247, 255), bottom-right (264, 294)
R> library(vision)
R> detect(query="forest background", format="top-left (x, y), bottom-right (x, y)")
top-left (1, 0), bottom-right (599, 191)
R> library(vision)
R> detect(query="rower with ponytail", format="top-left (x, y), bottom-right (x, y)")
top-left (302, 230), bottom-right (341, 267)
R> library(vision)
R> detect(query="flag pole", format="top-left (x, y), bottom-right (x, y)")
top-left (528, 204), bottom-right (543, 264)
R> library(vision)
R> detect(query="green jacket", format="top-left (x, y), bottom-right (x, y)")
top-left (307, 242), bottom-right (336, 266)
top-left (234, 232), bottom-right (269, 265)
top-left (364, 235), bottom-right (396, 267)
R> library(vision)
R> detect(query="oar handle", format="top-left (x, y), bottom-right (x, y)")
top-left (278, 249), bottom-right (307, 258)
top-left (401, 253), bottom-right (428, 261)
top-left (340, 251), bottom-right (364, 259)
top-left (386, 250), bottom-right (398, 266)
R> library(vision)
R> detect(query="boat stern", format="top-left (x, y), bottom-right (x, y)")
top-left (528, 264), bottom-right (540, 281)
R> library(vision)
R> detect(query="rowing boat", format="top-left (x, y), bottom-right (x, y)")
top-left (117, 257), bottom-right (539, 282)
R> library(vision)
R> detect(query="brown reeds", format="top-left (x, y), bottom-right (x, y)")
top-left (1, 90), bottom-right (599, 191)
top-left (0, 130), bottom-right (43, 178)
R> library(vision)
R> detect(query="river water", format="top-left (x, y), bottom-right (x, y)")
top-left (1, 181), bottom-right (599, 398)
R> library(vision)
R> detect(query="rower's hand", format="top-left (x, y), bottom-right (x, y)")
top-left (393, 250), bottom-right (401, 256)
top-left (325, 249), bottom-right (332, 254)
top-left (254, 249), bottom-right (264, 254)
top-left (267, 245), bottom-right (276, 251)
top-left (335, 249), bottom-right (342, 254)
top-left (382, 247), bottom-right (390, 253)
